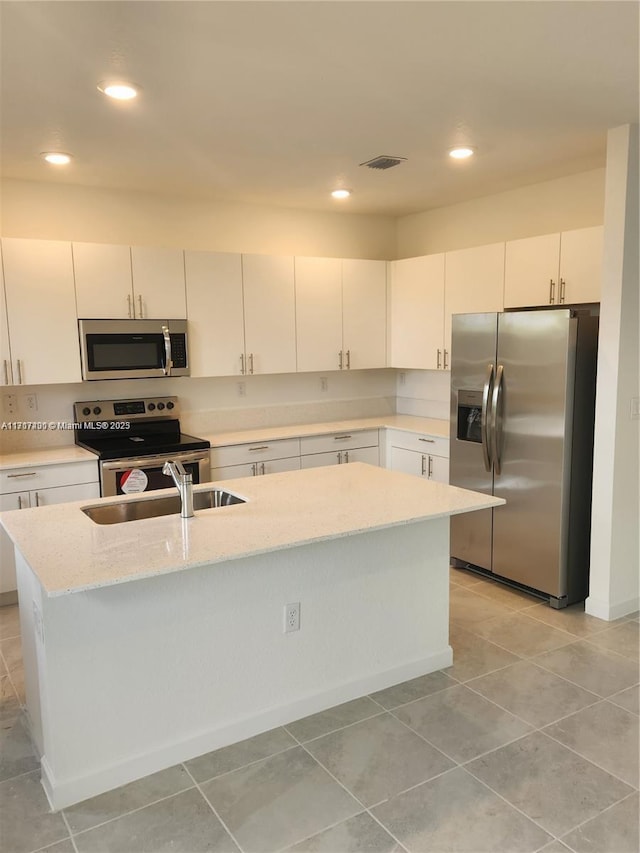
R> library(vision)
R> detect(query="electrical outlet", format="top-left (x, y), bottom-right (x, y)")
top-left (284, 602), bottom-right (300, 633)
top-left (3, 394), bottom-right (17, 416)
top-left (398, 372), bottom-right (406, 386)
top-left (237, 382), bottom-right (246, 397)
top-left (320, 377), bottom-right (328, 393)
top-left (23, 394), bottom-right (38, 412)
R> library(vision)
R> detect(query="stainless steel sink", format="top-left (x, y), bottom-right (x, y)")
top-left (82, 489), bottom-right (245, 525)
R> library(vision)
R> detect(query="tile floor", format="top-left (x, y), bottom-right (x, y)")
top-left (1, 569), bottom-right (638, 853)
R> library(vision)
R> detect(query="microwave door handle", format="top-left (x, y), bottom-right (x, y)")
top-left (161, 325), bottom-right (173, 376)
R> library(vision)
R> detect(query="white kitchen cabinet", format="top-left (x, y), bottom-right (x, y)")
top-left (1, 238), bottom-right (82, 385)
top-left (242, 254), bottom-right (297, 374)
top-left (444, 242), bottom-right (505, 365)
top-left (210, 438), bottom-right (301, 481)
top-left (73, 243), bottom-right (134, 318)
top-left (295, 257), bottom-right (343, 372)
top-left (300, 429), bottom-right (379, 468)
top-left (296, 257), bottom-right (387, 373)
top-left (0, 245), bottom-right (11, 386)
top-left (390, 254), bottom-right (445, 370)
top-left (184, 251), bottom-right (246, 377)
top-left (342, 259), bottom-right (387, 369)
top-left (130, 246), bottom-right (187, 319)
top-left (386, 429), bottom-right (449, 484)
top-left (0, 460), bottom-right (99, 595)
top-left (504, 226), bottom-right (602, 308)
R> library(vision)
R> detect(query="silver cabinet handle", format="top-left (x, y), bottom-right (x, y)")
top-left (161, 325), bottom-right (172, 376)
top-left (421, 454), bottom-right (426, 476)
top-left (559, 278), bottom-right (566, 304)
top-left (35, 492), bottom-right (41, 507)
top-left (126, 293), bottom-right (132, 318)
top-left (3, 360), bottom-right (10, 385)
top-left (346, 349), bottom-right (351, 369)
top-left (344, 450), bottom-right (349, 463)
top-left (337, 452), bottom-right (342, 464)
top-left (249, 445), bottom-right (269, 452)
top-left (249, 353), bottom-right (254, 374)
top-left (240, 354), bottom-right (245, 375)
top-left (418, 437), bottom-right (435, 443)
top-left (490, 364), bottom-right (505, 476)
top-left (549, 279), bottom-right (556, 304)
top-left (338, 350), bottom-right (343, 370)
top-left (7, 472), bottom-right (37, 478)
top-left (260, 462), bottom-right (266, 475)
top-left (481, 362), bottom-right (495, 473)
top-left (18, 494), bottom-right (26, 509)
top-left (436, 349), bottom-right (442, 369)
top-left (137, 294), bottom-right (144, 318)
top-left (428, 455), bottom-right (434, 478)
top-left (251, 463), bottom-right (257, 476)
top-left (333, 435), bottom-right (352, 441)
top-left (16, 359), bottom-right (23, 384)
top-left (443, 349), bottom-right (449, 370)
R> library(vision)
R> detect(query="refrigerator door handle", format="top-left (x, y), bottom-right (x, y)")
top-left (491, 364), bottom-right (505, 475)
top-left (481, 362), bottom-right (494, 472)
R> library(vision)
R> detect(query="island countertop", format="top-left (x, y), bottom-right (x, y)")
top-left (0, 463), bottom-right (504, 598)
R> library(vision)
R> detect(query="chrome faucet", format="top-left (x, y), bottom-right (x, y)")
top-left (162, 460), bottom-right (194, 518)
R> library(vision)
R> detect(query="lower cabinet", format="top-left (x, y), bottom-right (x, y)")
top-left (0, 461), bottom-right (100, 595)
top-left (300, 430), bottom-right (379, 469)
top-left (385, 430), bottom-right (449, 484)
top-left (210, 438), bottom-right (301, 482)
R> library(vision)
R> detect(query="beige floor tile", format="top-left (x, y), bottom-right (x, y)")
top-left (369, 671), bottom-right (456, 710)
top-left (449, 567), bottom-right (484, 588)
top-left (472, 580), bottom-right (541, 611)
top-left (284, 812), bottom-right (401, 853)
top-left (0, 713), bottom-right (39, 782)
top-left (471, 613), bottom-right (576, 657)
top-left (609, 684), bottom-right (640, 715)
top-left (185, 726), bottom-right (296, 783)
top-left (0, 605), bottom-right (20, 641)
top-left (586, 621), bottom-right (639, 662)
top-left (450, 586), bottom-right (516, 629)
top-left (561, 792), bottom-right (639, 853)
top-left (522, 602), bottom-right (619, 637)
top-left (447, 625), bottom-right (521, 682)
top-left (286, 696), bottom-right (382, 742)
top-left (0, 674), bottom-right (21, 724)
top-left (0, 771), bottom-right (69, 853)
top-left (533, 640), bottom-right (639, 697)
top-left (0, 635), bottom-right (23, 672)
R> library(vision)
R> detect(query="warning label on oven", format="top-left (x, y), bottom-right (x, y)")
top-left (120, 469), bottom-right (149, 494)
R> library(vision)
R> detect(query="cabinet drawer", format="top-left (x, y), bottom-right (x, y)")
top-left (300, 445), bottom-right (379, 469)
top-left (210, 438), bottom-right (300, 468)
top-left (386, 430), bottom-right (449, 458)
top-left (300, 429), bottom-right (379, 456)
top-left (211, 455), bottom-right (301, 482)
top-left (0, 460), bottom-right (99, 494)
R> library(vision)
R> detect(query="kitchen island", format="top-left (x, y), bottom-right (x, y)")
top-left (1, 463), bottom-right (503, 809)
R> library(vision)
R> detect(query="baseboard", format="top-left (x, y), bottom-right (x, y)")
top-left (0, 590), bottom-right (18, 607)
top-left (585, 594), bottom-right (640, 621)
top-left (40, 646), bottom-right (453, 811)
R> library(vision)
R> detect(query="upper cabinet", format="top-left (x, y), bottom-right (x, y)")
top-left (241, 254), bottom-right (297, 375)
top-left (1, 238), bottom-right (82, 384)
top-left (295, 257), bottom-right (387, 372)
top-left (504, 226), bottom-right (602, 308)
top-left (389, 254), bottom-right (445, 370)
top-left (444, 242), bottom-right (505, 361)
top-left (73, 242), bottom-right (187, 319)
top-left (184, 251), bottom-right (245, 377)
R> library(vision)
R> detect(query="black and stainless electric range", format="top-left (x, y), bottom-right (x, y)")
top-left (73, 396), bottom-right (211, 497)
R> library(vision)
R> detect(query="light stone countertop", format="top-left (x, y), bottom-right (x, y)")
top-left (205, 415), bottom-right (448, 447)
top-left (1, 462), bottom-right (502, 598)
top-left (0, 445), bottom-right (98, 470)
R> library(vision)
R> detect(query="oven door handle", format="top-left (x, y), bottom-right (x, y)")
top-left (101, 450), bottom-right (209, 471)
top-left (161, 325), bottom-right (173, 376)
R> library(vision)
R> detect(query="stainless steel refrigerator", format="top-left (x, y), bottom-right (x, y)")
top-left (449, 309), bottom-right (599, 608)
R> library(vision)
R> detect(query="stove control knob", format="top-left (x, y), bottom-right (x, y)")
top-left (147, 403), bottom-right (156, 411)
top-left (166, 401), bottom-right (174, 410)
top-left (93, 406), bottom-right (102, 416)
top-left (82, 407), bottom-right (91, 417)
top-left (157, 402), bottom-right (165, 410)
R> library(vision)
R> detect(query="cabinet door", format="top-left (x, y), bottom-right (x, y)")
top-left (261, 457), bottom-right (301, 476)
top-left (559, 226), bottom-right (603, 304)
top-left (295, 257), bottom-right (343, 372)
top-left (342, 259), bottom-right (387, 369)
top-left (444, 243), bottom-right (505, 364)
top-left (31, 482), bottom-right (100, 507)
top-left (389, 446), bottom-right (425, 477)
top-left (344, 446), bottom-right (379, 466)
top-left (130, 247), bottom-right (187, 319)
top-left (0, 245), bottom-right (12, 385)
top-left (428, 454), bottom-right (449, 484)
top-left (2, 238), bottom-right (82, 384)
top-left (73, 243), bottom-right (133, 318)
top-left (184, 251), bottom-right (245, 377)
top-left (210, 463), bottom-right (256, 481)
top-left (242, 254), bottom-right (297, 374)
top-left (390, 254), bottom-right (445, 369)
top-left (0, 491), bottom-right (30, 594)
top-left (504, 233), bottom-right (560, 308)
top-left (300, 450), bottom-right (343, 469)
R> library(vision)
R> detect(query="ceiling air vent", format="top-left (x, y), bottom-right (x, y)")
top-left (359, 155), bottom-right (407, 170)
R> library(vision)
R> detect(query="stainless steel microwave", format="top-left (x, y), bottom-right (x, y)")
top-left (78, 319), bottom-right (190, 381)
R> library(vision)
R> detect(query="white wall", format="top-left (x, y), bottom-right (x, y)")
top-left (396, 169), bottom-right (605, 257)
top-left (587, 125), bottom-right (640, 620)
top-left (0, 179), bottom-right (396, 260)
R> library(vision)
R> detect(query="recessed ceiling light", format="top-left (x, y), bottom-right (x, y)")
top-left (41, 152), bottom-right (73, 165)
top-left (97, 81), bottom-right (140, 100)
top-left (331, 189), bottom-right (352, 199)
top-left (449, 147), bottom-right (475, 160)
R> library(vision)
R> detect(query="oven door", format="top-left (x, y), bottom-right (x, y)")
top-left (100, 451), bottom-right (210, 497)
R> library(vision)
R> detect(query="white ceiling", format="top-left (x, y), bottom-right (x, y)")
top-left (1, 1), bottom-right (638, 216)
